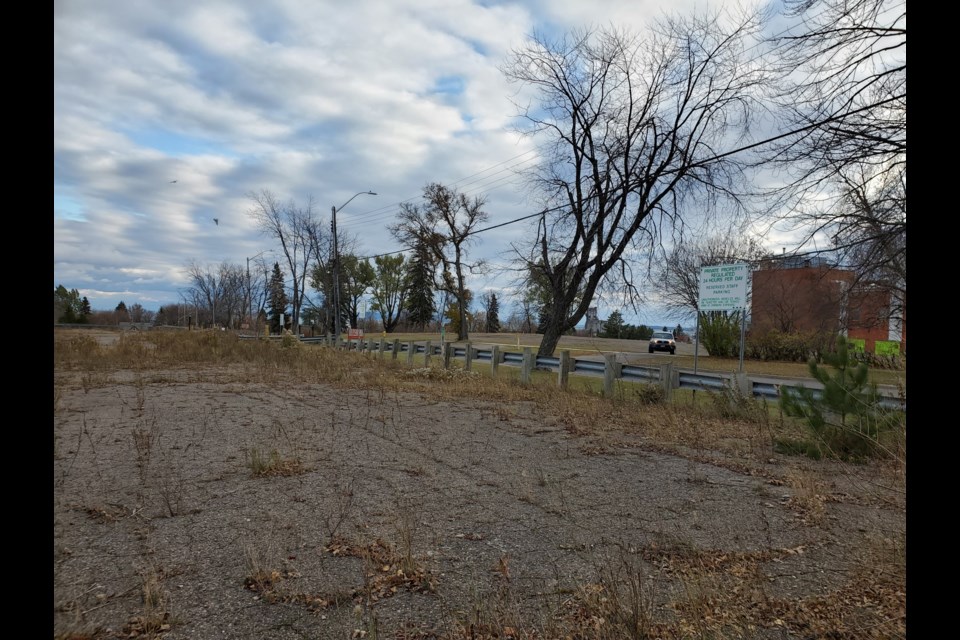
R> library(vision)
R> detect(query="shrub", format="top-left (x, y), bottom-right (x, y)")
top-left (633, 384), bottom-right (665, 405)
top-left (697, 311), bottom-right (741, 358)
top-left (745, 329), bottom-right (833, 362)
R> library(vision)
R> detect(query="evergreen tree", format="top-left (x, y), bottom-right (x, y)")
top-left (267, 262), bottom-right (289, 334)
top-left (80, 297), bottom-right (92, 323)
top-left (485, 293), bottom-right (501, 333)
top-left (781, 336), bottom-right (901, 460)
top-left (601, 310), bottom-right (625, 339)
top-left (404, 238), bottom-right (436, 330)
top-left (115, 301), bottom-right (130, 323)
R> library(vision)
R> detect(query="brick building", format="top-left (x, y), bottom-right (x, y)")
top-left (749, 255), bottom-right (905, 355)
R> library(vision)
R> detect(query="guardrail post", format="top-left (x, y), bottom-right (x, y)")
top-left (378, 337), bottom-right (386, 357)
top-left (603, 353), bottom-right (619, 397)
top-left (424, 341), bottom-right (432, 367)
top-left (733, 372), bottom-right (751, 399)
top-left (491, 345), bottom-right (500, 377)
top-left (443, 342), bottom-right (453, 369)
top-left (559, 350), bottom-right (570, 389)
top-left (407, 341), bottom-right (415, 366)
top-left (659, 362), bottom-right (676, 400)
top-left (464, 342), bottom-right (473, 371)
top-left (391, 339), bottom-right (400, 360)
top-left (521, 347), bottom-right (534, 384)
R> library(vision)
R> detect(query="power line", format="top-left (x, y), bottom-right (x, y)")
top-left (355, 91), bottom-right (903, 261)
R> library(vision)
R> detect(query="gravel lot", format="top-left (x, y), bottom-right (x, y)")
top-left (54, 343), bottom-right (906, 639)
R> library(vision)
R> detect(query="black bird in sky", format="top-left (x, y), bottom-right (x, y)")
top-left (213, 218), bottom-right (219, 226)
top-left (169, 180), bottom-right (177, 183)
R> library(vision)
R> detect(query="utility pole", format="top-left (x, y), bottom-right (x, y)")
top-left (330, 191), bottom-right (376, 342)
top-left (331, 207), bottom-right (341, 342)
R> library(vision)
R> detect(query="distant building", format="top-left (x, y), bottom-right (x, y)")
top-left (749, 255), bottom-right (905, 355)
top-left (584, 307), bottom-right (603, 336)
top-left (751, 256), bottom-right (853, 336)
top-left (846, 284), bottom-right (906, 355)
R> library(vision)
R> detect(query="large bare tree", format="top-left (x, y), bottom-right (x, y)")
top-left (185, 261), bottom-right (247, 328)
top-left (389, 183), bottom-right (488, 341)
top-left (760, 0), bottom-right (905, 301)
top-left (502, 12), bottom-right (768, 355)
top-left (247, 189), bottom-right (323, 335)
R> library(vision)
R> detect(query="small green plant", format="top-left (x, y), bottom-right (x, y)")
top-left (781, 336), bottom-right (903, 460)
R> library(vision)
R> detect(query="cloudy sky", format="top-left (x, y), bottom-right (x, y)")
top-left (55, 0), bottom-right (797, 327)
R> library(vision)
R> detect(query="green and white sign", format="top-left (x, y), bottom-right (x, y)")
top-left (698, 263), bottom-right (749, 312)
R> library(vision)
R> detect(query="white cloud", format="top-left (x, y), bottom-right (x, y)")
top-left (55, 0), bottom-right (802, 327)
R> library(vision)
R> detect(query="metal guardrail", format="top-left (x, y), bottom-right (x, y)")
top-left (620, 364), bottom-right (659, 383)
top-left (678, 372), bottom-right (728, 392)
top-left (536, 356), bottom-right (560, 369)
top-left (239, 334), bottom-right (905, 411)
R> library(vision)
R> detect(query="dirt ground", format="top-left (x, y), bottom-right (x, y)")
top-left (54, 349), bottom-right (906, 638)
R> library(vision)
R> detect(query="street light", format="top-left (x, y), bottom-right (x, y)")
top-left (332, 190), bottom-right (376, 342)
top-left (247, 250), bottom-right (270, 333)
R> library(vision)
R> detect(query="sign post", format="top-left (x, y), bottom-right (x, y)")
top-left (348, 327), bottom-right (364, 349)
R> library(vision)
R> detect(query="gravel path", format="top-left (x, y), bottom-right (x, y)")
top-left (54, 365), bottom-right (905, 639)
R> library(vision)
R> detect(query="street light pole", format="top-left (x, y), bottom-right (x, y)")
top-left (331, 191), bottom-right (376, 342)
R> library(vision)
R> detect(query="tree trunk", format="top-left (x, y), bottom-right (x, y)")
top-left (538, 322), bottom-right (564, 357)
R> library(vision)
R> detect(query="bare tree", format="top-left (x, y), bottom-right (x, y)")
top-left (760, 0), bottom-right (905, 297)
top-left (502, 12), bottom-right (768, 355)
top-left (245, 255), bottom-right (271, 331)
top-left (389, 183), bottom-right (488, 341)
top-left (247, 189), bottom-right (322, 335)
top-left (185, 261), bottom-right (247, 328)
top-left (832, 164), bottom-right (905, 298)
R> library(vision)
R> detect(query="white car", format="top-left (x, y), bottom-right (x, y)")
top-left (648, 331), bottom-right (676, 354)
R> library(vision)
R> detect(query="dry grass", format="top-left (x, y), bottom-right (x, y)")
top-left (246, 447), bottom-right (305, 477)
